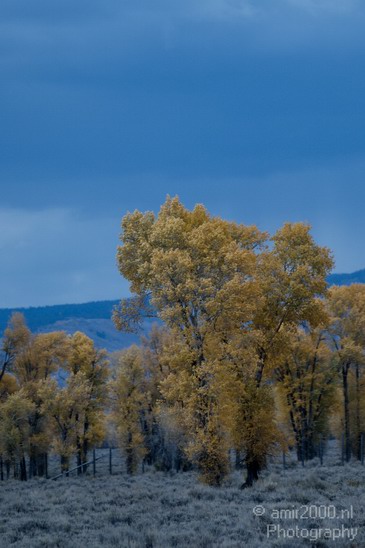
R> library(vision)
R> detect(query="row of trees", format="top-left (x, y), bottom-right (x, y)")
top-left (1, 197), bottom-right (364, 487)
top-left (0, 314), bottom-right (190, 481)
top-left (0, 316), bottom-right (108, 480)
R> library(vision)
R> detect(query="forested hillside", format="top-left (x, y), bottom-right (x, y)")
top-left (0, 300), bottom-right (119, 334)
top-left (0, 301), bottom-right (146, 352)
top-left (327, 268), bottom-right (365, 286)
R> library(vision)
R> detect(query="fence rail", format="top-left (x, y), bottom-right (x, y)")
top-left (1, 435), bottom-right (365, 482)
top-left (50, 452), bottom-right (106, 480)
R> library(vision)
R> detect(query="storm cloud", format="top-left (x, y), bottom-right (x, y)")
top-left (1, 0), bottom-right (365, 306)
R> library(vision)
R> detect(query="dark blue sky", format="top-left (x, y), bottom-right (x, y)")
top-left (1, 0), bottom-right (365, 307)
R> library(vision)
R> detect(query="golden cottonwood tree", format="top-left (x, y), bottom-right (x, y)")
top-left (0, 314), bottom-right (71, 477)
top-left (41, 374), bottom-right (92, 474)
top-left (236, 222), bottom-right (333, 485)
top-left (328, 284), bottom-right (365, 461)
top-left (66, 332), bottom-right (109, 472)
top-left (0, 312), bottom-right (31, 383)
top-left (115, 197), bottom-right (333, 486)
top-left (110, 345), bottom-right (149, 474)
top-left (140, 325), bottom-right (169, 468)
top-left (0, 315), bottom-right (109, 478)
top-left (140, 325), bottom-right (190, 471)
top-left (115, 197), bottom-right (265, 484)
top-left (275, 327), bottom-right (337, 461)
top-left (12, 330), bottom-right (70, 477)
top-left (0, 390), bottom-right (35, 481)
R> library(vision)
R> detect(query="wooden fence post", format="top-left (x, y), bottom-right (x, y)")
top-left (341, 434), bottom-right (345, 465)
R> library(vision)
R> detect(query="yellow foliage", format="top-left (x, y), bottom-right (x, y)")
top-left (0, 390), bottom-right (35, 463)
top-left (115, 197), bottom-right (333, 485)
top-left (275, 327), bottom-right (337, 459)
top-left (110, 345), bottom-right (148, 473)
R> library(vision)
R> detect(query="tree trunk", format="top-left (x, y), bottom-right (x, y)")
top-left (44, 453), bottom-right (48, 478)
top-left (355, 363), bottom-right (361, 460)
top-left (235, 450), bottom-right (243, 470)
top-left (82, 427), bottom-right (89, 474)
top-left (61, 455), bottom-right (70, 476)
top-left (126, 447), bottom-right (134, 475)
top-left (36, 453), bottom-right (47, 477)
top-left (19, 456), bottom-right (27, 481)
top-left (29, 448), bottom-right (38, 478)
top-left (126, 431), bottom-right (134, 474)
top-left (307, 433), bottom-right (316, 460)
top-left (342, 364), bottom-right (351, 462)
top-left (241, 459), bottom-right (260, 488)
top-left (76, 441), bottom-right (82, 475)
top-left (239, 356), bottom-right (266, 487)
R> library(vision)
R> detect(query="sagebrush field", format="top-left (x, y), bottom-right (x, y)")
top-left (1, 444), bottom-right (364, 547)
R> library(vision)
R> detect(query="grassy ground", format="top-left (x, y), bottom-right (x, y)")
top-left (0, 447), bottom-right (364, 547)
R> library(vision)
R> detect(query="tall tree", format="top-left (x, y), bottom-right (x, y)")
top-left (66, 332), bottom-right (109, 472)
top-left (328, 284), bottom-right (365, 461)
top-left (275, 327), bottom-right (337, 461)
top-left (41, 374), bottom-right (92, 474)
top-left (115, 198), bottom-right (333, 485)
top-left (115, 197), bottom-right (266, 484)
top-left (139, 324), bottom-right (191, 471)
top-left (239, 222), bottom-right (333, 485)
top-left (0, 390), bottom-right (35, 481)
top-left (0, 313), bottom-right (31, 384)
top-left (110, 345), bottom-right (149, 474)
top-left (13, 331), bottom-right (70, 477)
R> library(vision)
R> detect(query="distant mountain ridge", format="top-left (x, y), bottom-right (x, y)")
top-left (327, 268), bottom-right (365, 287)
top-left (0, 269), bottom-right (364, 351)
top-left (0, 300), bottom-right (143, 353)
top-left (0, 300), bottom-right (119, 335)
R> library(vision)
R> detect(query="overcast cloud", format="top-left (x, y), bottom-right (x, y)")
top-left (1, 0), bottom-right (365, 307)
